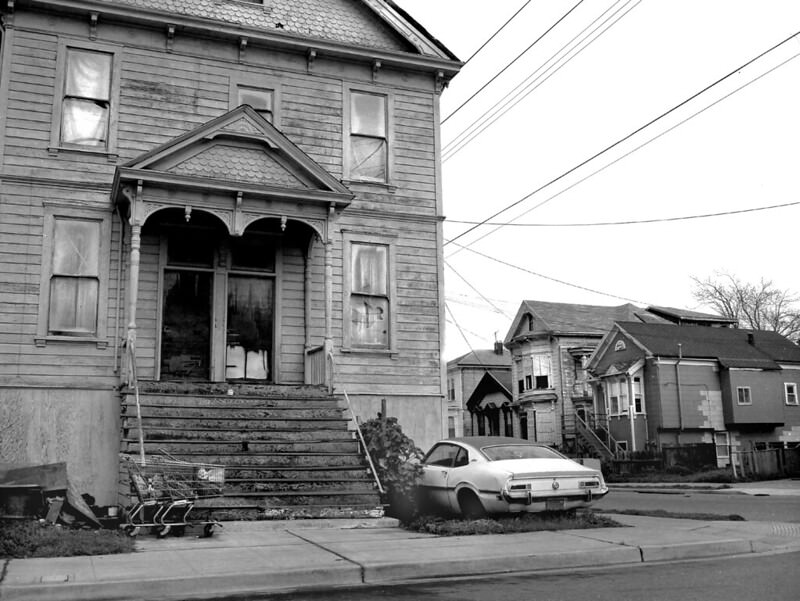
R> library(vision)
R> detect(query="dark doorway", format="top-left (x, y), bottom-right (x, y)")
top-left (160, 270), bottom-right (212, 379)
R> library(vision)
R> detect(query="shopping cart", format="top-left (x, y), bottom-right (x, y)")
top-left (121, 452), bottom-right (225, 538)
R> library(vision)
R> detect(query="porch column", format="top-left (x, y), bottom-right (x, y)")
top-left (304, 244), bottom-right (314, 350)
top-left (125, 223), bottom-right (142, 381)
top-left (324, 238), bottom-right (333, 353)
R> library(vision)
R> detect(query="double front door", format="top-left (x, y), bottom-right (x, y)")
top-left (159, 226), bottom-right (276, 382)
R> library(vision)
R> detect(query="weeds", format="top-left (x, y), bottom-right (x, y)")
top-left (403, 510), bottom-right (621, 536)
top-left (0, 521), bottom-right (135, 559)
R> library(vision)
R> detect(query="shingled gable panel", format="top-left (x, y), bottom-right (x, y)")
top-left (114, 105), bottom-right (353, 203)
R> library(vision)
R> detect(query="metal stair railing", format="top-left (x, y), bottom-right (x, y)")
top-left (328, 352), bottom-right (384, 495)
top-left (574, 411), bottom-right (624, 461)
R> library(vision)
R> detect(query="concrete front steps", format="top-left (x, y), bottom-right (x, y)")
top-left (119, 383), bottom-right (382, 520)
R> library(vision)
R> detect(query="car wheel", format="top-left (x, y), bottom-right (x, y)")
top-left (458, 491), bottom-right (486, 520)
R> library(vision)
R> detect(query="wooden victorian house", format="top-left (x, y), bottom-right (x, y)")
top-left (0, 0), bottom-right (460, 515)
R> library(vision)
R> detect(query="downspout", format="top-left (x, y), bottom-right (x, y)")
top-left (675, 343), bottom-right (684, 444)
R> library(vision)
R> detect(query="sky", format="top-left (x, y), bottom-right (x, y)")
top-left (394, 0), bottom-right (800, 360)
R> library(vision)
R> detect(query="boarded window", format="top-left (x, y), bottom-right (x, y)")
top-left (61, 49), bottom-right (112, 147)
top-left (48, 219), bottom-right (100, 335)
top-left (349, 92), bottom-right (387, 182)
top-left (350, 243), bottom-right (389, 347)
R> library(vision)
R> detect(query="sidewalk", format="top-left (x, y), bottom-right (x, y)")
top-left (2, 513), bottom-right (800, 601)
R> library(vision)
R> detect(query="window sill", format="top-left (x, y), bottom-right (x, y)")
top-left (35, 336), bottom-right (109, 350)
top-left (48, 146), bottom-right (119, 163)
top-left (340, 347), bottom-right (398, 359)
top-left (342, 179), bottom-right (398, 194)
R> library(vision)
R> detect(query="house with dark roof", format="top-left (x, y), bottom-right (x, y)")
top-left (446, 342), bottom-right (512, 438)
top-left (501, 300), bottom-right (731, 452)
top-left (0, 0), bottom-right (460, 514)
top-left (587, 322), bottom-right (800, 465)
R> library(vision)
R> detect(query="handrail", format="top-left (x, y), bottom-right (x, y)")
top-left (328, 351), bottom-right (384, 495)
top-left (125, 338), bottom-right (146, 466)
top-left (574, 411), bottom-right (622, 460)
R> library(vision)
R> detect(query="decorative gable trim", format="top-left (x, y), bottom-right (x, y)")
top-left (114, 105), bottom-right (353, 207)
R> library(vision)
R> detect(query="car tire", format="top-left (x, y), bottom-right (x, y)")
top-left (458, 491), bottom-right (486, 520)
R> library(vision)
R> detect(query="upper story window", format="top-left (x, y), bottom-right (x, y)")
top-left (61, 49), bottom-right (112, 147)
top-left (736, 386), bottom-right (752, 405)
top-left (785, 383), bottom-right (798, 406)
top-left (50, 40), bottom-right (121, 156)
top-left (531, 353), bottom-right (551, 389)
top-left (346, 88), bottom-right (392, 183)
top-left (230, 75), bottom-right (281, 127)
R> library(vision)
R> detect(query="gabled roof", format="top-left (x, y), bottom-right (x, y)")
top-left (616, 322), bottom-right (800, 368)
top-left (43, 0), bottom-right (459, 64)
top-left (504, 300), bottom-right (666, 344)
top-left (113, 105), bottom-right (353, 208)
top-left (448, 348), bottom-right (511, 369)
top-left (465, 370), bottom-right (513, 411)
top-left (645, 305), bottom-right (737, 326)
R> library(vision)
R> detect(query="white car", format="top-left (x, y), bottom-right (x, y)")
top-left (418, 437), bottom-right (608, 518)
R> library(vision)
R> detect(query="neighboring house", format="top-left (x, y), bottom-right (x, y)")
top-left (587, 322), bottom-right (800, 465)
top-left (501, 300), bottom-right (731, 452)
top-left (445, 343), bottom-right (511, 438)
top-left (0, 1), bottom-right (460, 508)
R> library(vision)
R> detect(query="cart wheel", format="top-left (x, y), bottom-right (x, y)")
top-left (202, 523), bottom-right (215, 538)
top-left (124, 526), bottom-right (140, 538)
top-left (158, 524), bottom-right (172, 538)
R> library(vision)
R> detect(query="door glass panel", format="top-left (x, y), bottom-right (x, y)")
top-left (226, 276), bottom-right (274, 381)
top-left (161, 270), bottom-right (211, 380)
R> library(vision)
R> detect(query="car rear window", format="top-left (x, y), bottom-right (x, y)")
top-left (480, 444), bottom-right (563, 461)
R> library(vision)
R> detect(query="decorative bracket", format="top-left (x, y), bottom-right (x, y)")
top-left (435, 70), bottom-right (448, 94)
top-left (89, 12), bottom-right (98, 40)
top-left (307, 49), bottom-right (317, 72)
top-left (233, 191), bottom-right (245, 236)
top-left (184, 205), bottom-right (192, 223)
top-left (280, 215), bottom-right (287, 232)
top-left (166, 24), bottom-right (175, 52)
top-left (372, 59), bottom-right (381, 83)
top-left (4, 0), bottom-right (15, 27)
top-left (238, 37), bottom-right (248, 62)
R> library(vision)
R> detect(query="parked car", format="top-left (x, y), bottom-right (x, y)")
top-left (417, 437), bottom-right (608, 518)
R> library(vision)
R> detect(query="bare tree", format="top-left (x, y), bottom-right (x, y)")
top-left (691, 272), bottom-right (800, 343)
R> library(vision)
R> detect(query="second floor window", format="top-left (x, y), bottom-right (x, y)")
top-left (531, 354), bottom-right (551, 389)
top-left (349, 91), bottom-right (387, 182)
top-left (61, 49), bottom-right (112, 147)
top-left (785, 383), bottom-right (798, 405)
top-left (737, 386), bottom-right (752, 405)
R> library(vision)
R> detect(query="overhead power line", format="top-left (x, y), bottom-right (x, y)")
top-left (444, 30), bottom-right (800, 249)
top-left (442, 0), bottom-right (584, 125)
top-left (458, 0), bottom-right (534, 69)
top-left (448, 241), bottom-right (650, 305)
top-left (443, 0), bottom-right (638, 160)
top-left (444, 260), bottom-right (515, 319)
top-left (445, 200), bottom-right (800, 227)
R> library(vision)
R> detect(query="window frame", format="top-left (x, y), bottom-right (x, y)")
top-left (736, 386), bottom-right (752, 406)
top-left (785, 382), bottom-right (799, 406)
top-left (229, 73), bottom-right (282, 127)
top-left (343, 85), bottom-right (394, 185)
top-left (341, 231), bottom-right (397, 354)
top-left (49, 38), bottom-right (122, 158)
top-left (36, 206), bottom-right (111, 348)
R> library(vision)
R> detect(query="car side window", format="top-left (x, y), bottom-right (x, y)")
top-left (453, 447), bottom-right (469, 467)
top-left (423, 444), bottom-right (459, 467)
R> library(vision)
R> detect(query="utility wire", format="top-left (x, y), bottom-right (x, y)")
top-left (459, 0), bottom-right (534, 69)
top-left (443, 0), bottom-right (636, 159)
top-left (441, 0), bottom-right (584, 125)
top-left (444, 30), bottom-right (800, 249)
top-left (445, 302), bottom-right (492, 368)
top-left (446, 200), bottom-right (800, 227)
top-left (444, 260), bottom-right (514, 319)
top-left (449, 241), bottom-right (650, 305)
top-left (446, 45), bottom-right (800, 255)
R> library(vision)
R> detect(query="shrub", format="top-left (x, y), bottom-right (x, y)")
top-left (0, 521), bottom-right (135, 559)
top-left (359, 416), bottom-right (424, 521)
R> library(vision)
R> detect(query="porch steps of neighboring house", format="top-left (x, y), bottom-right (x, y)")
top-left (119, 384), bottom-right (383, 521)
